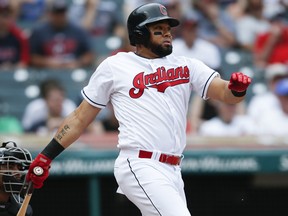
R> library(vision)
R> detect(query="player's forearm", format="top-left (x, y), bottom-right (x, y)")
top-left (208, 78), bottom-right (247, 104)
top-left (222, 83), bottom-right (246, 104)
top-left (215, 81), bottom-right (245, 104)
top-left (35, 102), bottom-right (99, 165)
top-left (40, 110), bottom-right (90, 160)
top-left (53, 110), bottom-right (89, 149)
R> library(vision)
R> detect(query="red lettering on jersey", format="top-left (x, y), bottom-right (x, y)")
top-left (129, 72), bottom-right (148, 98)
top-left (129, 66), bottom-right (190, 98)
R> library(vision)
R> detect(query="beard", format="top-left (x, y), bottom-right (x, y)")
top-left (145, 40), bottom-right (173, 58)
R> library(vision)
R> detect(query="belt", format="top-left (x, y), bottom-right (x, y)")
top-left (138, 150), bottom-right (183, 166)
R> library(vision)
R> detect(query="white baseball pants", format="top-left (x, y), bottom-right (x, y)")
top-left (114, 150), bottom-right (191, 216)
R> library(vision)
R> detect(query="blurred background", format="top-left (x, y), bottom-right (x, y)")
top-left (1, 0), bottom-right (288, 215)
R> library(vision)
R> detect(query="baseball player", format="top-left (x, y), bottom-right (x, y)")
top-left (26, 3), bottom-right (251, 216)
top-left (0, 141), bottom-right (33, 216)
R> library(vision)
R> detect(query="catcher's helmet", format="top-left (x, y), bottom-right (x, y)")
top-left (0, 141), bottom-right (32, 203)
top-left (127, 3), bottom-right (179, 46)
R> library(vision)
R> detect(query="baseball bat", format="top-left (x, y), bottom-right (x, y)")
top-left (16, 181), bottom-right (34, 216)
top-left (17, 166), bottom-right (44, 216)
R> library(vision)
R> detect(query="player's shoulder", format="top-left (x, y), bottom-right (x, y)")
top-left (168, 53), bottom-right (205, 65)
top-left (168, 53), bottom-right (187, 61)
top-left (101, 51), bottom-right (136, 66)
top-left (107, 51), bottom-right (133, 60)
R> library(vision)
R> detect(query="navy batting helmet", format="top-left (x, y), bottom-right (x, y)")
top-left (127, 3), bottom-right (179, 46)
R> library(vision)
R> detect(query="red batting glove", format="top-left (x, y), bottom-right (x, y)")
top-left (228, 72), bottom-right (252, 92)
top-left (26, 154), bottom-right (52, 189)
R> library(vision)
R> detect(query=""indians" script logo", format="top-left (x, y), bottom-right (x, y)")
top-left (129, 66), bottom-right (190, 98)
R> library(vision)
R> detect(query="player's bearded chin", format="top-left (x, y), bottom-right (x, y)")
top-left (147, 40), bottom-right (172, 58)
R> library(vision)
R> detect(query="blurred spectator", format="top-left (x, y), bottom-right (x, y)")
top-left (15, 0), bottom-right (47, 22)
top-left (192, 0), bottom-right (237, 49)
top-left (256, 78), bottom-right (288, 135)
top-left (224, 0), bottom-right (246, 21)
top-left (172, 11), bottom-right (222, 134)
top-left (0, 0), bottom-right (18, 20)
top-left (22, 79), bottom-right (76, 134)
top-left (262, 0), bottom-right (288, 20)
top-left (29, 0), bottom-right (95, 69)
top-left (123, 0), bottom-right (188, 20)
top-left (247, 63), bottom-right (288, 126)
top-left (0, 99), bottom-right (23, 134)
top-left (123, 0), bottom-right (157, 16)
top-left (235, 0), bottom-right (271, 52)
top-left (253, 14), bottom-right (288, 68)
top-left (0, 116), bottom-right (23, 134)
top-left (198, 101), bottom-right (256, 136)
top-left (0, 0), bottom-right (30, 70)
top-left (218, 0), bottom-right (239, 8)
top-left (68, 0), bottom-right (126, 38)
top-left (110, 29), bottom-right (135, 55)
top-left (173, 11), bottom-right (222, 70)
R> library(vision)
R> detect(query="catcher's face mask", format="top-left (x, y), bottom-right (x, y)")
top-left (0, 141), bottom-right (32, 203)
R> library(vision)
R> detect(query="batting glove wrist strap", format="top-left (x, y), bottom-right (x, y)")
top-left (41, 138), bottom-right (65, 160)
top-left (231, 90), bottom-right (246, 97)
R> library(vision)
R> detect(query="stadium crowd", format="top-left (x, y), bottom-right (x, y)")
top-left (0, 0), bottom-right (288, 137)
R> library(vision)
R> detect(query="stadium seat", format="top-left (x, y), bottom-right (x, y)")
top-left (0, 68), bottom-right (92, 121)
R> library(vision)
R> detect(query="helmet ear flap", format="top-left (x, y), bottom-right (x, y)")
top-left (134, 28), bottom-right (143, 36)
top-left (132, 26), bottom-right (150, 46)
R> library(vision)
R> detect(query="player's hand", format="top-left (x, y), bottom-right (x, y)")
top-left (228, 72), bottom-right (252, 92)
top-left (26, 153), bottom-right (52, 189)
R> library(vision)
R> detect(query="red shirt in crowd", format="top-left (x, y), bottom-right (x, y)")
top-left (254, 26), bottom-right (288, 65)
top-left (0, 23), bottom-right (30, 66)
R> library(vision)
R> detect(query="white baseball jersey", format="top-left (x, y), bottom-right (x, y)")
top-left (82, 51), bottom-right (218, 155)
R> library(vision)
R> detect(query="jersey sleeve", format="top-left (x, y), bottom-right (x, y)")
top-left (189, 58), bottom-right (219, 99)
top-left (81, 59), bottom-right (114, 108)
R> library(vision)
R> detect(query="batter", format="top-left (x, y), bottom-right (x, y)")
top-left (27, 3), bottom-right (252, 216)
